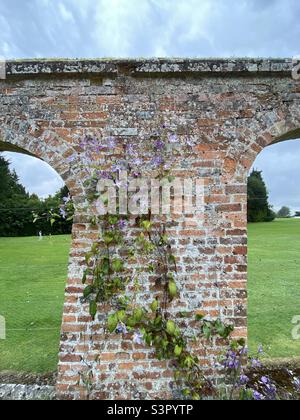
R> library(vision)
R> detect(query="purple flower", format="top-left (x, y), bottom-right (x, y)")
top-left (63, 195), bottom-right (71, 204)
top-left (154, 140), bottom-right (164, 150)
top-left (258, 345), bottom-right (264, 354)
top-left (169, 134), bottom-right (178, 143)
top-left (293, 376), bottom-right (300, 391)
top-left (96, 170), bottom-right (113, 180)
top-left (222, 350), bottom-right (240, 370)
top-left (67, 155), bottom-right (77, 163)
top-left (250, 358), bottom-right (261, 368)
top-left (239, 375), bottom-right (249, 385)
top-left (253, 391), bottom-right (263, 401)
top-left (118, 220), bottom-right (127, 230)
top-left (186, 138), bottom-right (194, 147)
top-left (132, 158), bottom-right (143, 166)
top-left (106, 136), bottom-right (116, 149)
top-left (59, 208), bottom-right (67, 218)
top-left (151, 156), bottom-right (164, 168)
top-left (116, 323), bottom-right (128, 335)
top-left (260, 376), bottom-right (269, 385)
top-left (133, 331), bottom-right (144, 345)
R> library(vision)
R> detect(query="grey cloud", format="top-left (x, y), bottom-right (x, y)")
top-left (252, 140), bottom-right (300, 213)
top-left (0, 0), bottom-right (300, 202)
top-left (2, 152), bottom-right (64, 198)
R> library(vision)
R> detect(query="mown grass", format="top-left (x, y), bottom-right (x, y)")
top-left (0, 235), bottom-right (70, 373)
top-left (248, 218), bottom-right (300, 358)
top-left (0, 219), bottom-right (299, 374)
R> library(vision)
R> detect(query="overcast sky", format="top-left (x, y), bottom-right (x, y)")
top-left (0, 0), bottom-right (300, 208)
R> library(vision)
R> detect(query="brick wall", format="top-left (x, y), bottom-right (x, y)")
top-left (0, 59), bottom-right (299, 399)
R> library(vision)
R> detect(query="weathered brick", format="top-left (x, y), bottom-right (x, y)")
top-left (1, 58), bottom-right (298, 400)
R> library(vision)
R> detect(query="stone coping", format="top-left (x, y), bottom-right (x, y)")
top-left (1, 58), bottom-right (295, 77)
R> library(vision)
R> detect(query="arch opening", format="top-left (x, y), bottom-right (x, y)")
top-left (0, 147), bottom-right (72, 381)
top-left (247, 132), bottom-right (300, 360)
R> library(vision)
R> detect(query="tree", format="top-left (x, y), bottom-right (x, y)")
top-left (0, 155), bottom-right (72, 236)
top-left (277, 206), bottom-right (291, 218)
top-left (247, 170), bottom-right (275, 223)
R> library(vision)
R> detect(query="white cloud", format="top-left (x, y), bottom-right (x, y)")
top-left (58, 2), bottom-right (75, 23)
top-left (1, 0), bottom-right (300, 203)
top-left (252, 140), bottom-right (300, 213)
top-left (91, 0), bottom-right (154, 56)
top-left (2, 152), bottom-right (64, 198)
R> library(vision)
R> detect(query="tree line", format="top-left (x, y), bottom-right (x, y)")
top-left (0, 155), bottom-right (297, 236)
top-left (0, 155), bottom-right (72, 237)
top-left (247, 169), bottom-right (298, 222)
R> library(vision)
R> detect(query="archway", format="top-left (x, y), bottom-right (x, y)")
top-left (246, 129), bottom-right (300, 359)
top-left (0, 143), bottom-right (74, 384)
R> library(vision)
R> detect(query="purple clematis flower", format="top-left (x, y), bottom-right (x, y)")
top-left (133, 331), bottom-right (144, 345)
top-left (169, 134), bottom-right (178, 143)
top-left (59, 208), bottom-right (67, 219)
top-left (116, 323), bottom-right (128, 335)
top-left (253, 391), bottom-right (263, 401)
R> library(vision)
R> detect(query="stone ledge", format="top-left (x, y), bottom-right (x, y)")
top-left (0, 384), bottom-right (56, 400)
top-left (2, 58), bottom-right (295, 77)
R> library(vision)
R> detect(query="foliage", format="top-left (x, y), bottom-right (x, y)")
top-left (218, 343), bottom-right (300, 400)
top-left (0, 235), bottom-right (70, 373)
top-left (248, 219), bottom-right (300, 358)
top-left (247, 170), bottom-right (275, 223)
top-left (77, 127), bottom-right (236, 399)
top-left (0, 155), bottom-right (73, 237)
top-left (277, 206), bottom-right (291, 218)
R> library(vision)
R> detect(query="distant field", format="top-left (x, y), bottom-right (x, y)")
top-left (0, 235), bottom-right (70, 373)
top-left (0, 220), bottom-right (300, 374)
top-left (248, 218), bottom-right (300, 358)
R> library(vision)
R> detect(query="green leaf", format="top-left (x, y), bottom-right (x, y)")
top-left (111, 259), bottom-right (124, 273)
top-left (166, 320), bottom-right (176, 336)
top-left (147, 264), bottom-right (155, 273)
top-left (174, 345), bottom-right (183, 357)
top-left (100, 257), bottom-right (110, 275)
top-left (202, 323), bottom-right (212, 340)
top-left (83, 285), bottom-right (94, 298)
top-left (183, 389), bottom-right (191, 397)
top-left (107, 314), bottom-right (118, 333)
top-left (150, 299), bottom-right (159, 312)
top-left (168, 281), bottom-right (178, 299)
top-left (82, 270), bottom-right (88, 285)
top-left (192, 393), bottom-right (201, 401)
top-left (154, 315), bottom-right (162, 327)
top-left (126, 317), bottom-right (137, 328)
top-left (117, 310), bottom-right (126, 322)
top-left (141, 220), bottom-right (152, 231)
top-left (195, 314), bottom-right (205, 321)
top-left (133, 308), bottom-right (144, 323)
top-left (89, 300), bottom-right (97, 320)
top-left (85, 252), bottom-right (93, 264)
top-left (168, 254), bottom-right (176, 264)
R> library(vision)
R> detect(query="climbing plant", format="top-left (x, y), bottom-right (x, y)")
top-left (75, 124), bottom-right (235, 399)
top-left (36, 125), bottom-right (300, 401)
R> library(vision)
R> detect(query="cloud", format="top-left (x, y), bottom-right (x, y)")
top-left (252, 140), bottom-right (300, 213)
top-left (2, 152), bottom-right (64, 198)
top-left (0, 0), bottom-right (299, 59)
top-left (0, 0), bottom-right (300, 202)
top-left (58, 2), bottom-right (75, 23)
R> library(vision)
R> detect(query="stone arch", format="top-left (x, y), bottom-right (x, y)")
top-left (0, 125), bottom-right (86, 200)
top-left (244, 104), bottom-right (300, 174)
top-left (0, 127), bottom-right (84, 380)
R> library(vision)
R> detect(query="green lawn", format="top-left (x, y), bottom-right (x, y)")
top-left (0, 235), bottom-right (70, 373)
top-left (0, 220), bottom-right (299, 374)
top-left (248, 218), bottom-right (300, 358)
